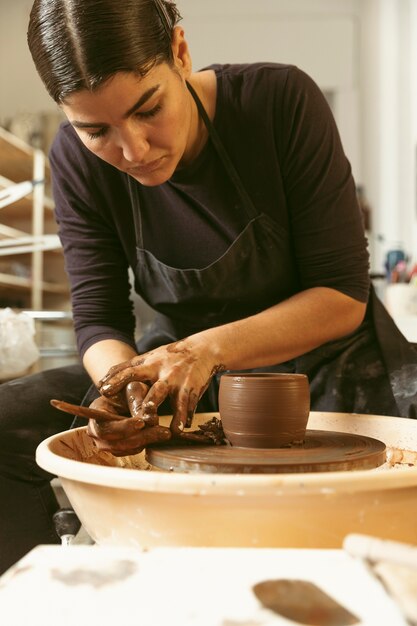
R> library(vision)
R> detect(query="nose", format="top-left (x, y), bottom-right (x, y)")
top-left (118, 124), bottom-right (150, 164)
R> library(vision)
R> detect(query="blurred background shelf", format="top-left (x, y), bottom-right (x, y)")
top-left (0, 127), bottom-right (76, 378)
top-left (0, 126), bottom-right (70, 311)
top-left (0, 272), bottom-right (68, 294)
top-left (29, 309), bottom-right (79, 373)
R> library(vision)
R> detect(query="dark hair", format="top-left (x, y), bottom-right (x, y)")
top-left (27, 0), bottom-right (182, 103)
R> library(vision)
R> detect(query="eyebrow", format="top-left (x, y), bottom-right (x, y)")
top-left (71, 84), bottom-right (161, 129)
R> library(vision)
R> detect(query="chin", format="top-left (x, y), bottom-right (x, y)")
top-left (127, 161), bottom-right (177, 187)
top-left (128, 173), bottom-right (160, 187)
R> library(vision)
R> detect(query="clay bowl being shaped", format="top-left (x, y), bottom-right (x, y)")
top-left (219, 373), bottom-right (310, 448)
top-left (36, 412), bottom-right (417, 549)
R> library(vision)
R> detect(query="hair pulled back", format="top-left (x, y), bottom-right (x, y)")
top-left (27, 0), bottom-right (182, 103)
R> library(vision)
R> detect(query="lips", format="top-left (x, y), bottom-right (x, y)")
top-left (127, 156), bottom-right (164, 175)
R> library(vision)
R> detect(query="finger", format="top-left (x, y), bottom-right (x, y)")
top-left (170, 390), bottom-right (208, 442)
top-left (88, 430), bottom-right (145, 456)
top-left (97, 391), bottom-right (129, 413)
top-left (90, 395), bottom-right (127, 414)
top-left (89, 425), bottom-right (171, 456)
top-left (141, 380), bottom-right (170, 426)
top-left (173, 392), bottom-right (209, 442)
top-left (170, 388), bottom-right (190, 435)
top-left (124, 381), bottom-right (149, 419)
top-left (99, 354), bottom-right (148, 388)
top-left (98, 357), bottom-right (141, 385)
top-left (88, 415), bottom-right (145, 441)
top-left (185, 390), bottom-right (199, 428)
top-left (99, 365), bottom-right (152, 397)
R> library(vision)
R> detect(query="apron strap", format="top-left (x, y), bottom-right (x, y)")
top-left (127, 78), bottom-right (260, 245)
top-left (186, 80), bottom-right (259, 221)
top-left (127, 176), bottom-right (144, 247)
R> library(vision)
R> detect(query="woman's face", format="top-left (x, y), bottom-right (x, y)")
top-left (61, 31), bottom-right (197, 186)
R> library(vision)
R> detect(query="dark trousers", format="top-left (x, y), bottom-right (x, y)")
top-left (0, 364), bottom-right (91, 575)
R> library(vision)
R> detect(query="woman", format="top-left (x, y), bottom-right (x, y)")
top-left (0, 0), bottom-right (415, 574)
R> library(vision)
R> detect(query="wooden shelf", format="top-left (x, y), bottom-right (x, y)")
top-left (0, 272), bottom-right (32, 289)
top-left (0, 272), bottom-right (67, 294)
top-left (0, 175), bottom-right (54, 221)
top-left (0, 127), bottom-right (50, 183)
top-left (0, 223), bottom-right (27, 239)
top-left (0, 126), bottom-right (69, 309)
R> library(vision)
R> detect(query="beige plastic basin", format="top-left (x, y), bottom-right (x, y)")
top-left (36, 412), bottom-right (417, 549)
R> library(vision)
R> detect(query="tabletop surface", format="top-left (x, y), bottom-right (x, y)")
top-left (0, 545), bottom-right (408, 626)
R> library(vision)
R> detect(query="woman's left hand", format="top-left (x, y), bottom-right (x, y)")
top-left (98, 339), bottom-right (224, 435)
top-left (86, 381), bottom-right (171, 456)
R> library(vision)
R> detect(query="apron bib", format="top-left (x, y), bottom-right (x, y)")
top-left (129, 81), bottom-right (298, 336)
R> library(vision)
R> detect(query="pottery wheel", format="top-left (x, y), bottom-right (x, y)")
top-left (145, 430), bottom-right (386, 474)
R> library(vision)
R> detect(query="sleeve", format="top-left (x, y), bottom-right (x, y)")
top-left (277, 67), bottom-right (370, 302)
top-left (49, 125), bottom-right (137, 358)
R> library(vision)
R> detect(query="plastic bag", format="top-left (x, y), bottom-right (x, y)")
top-left (0, 308), bottom-right (40, 379)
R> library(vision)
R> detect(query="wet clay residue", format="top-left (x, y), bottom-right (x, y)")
top-left (385, 446), bottom-right (417, 467)
top-left (193, 416), bottom-right (227, 445)
top-left (252, 579), bottom-right (359, 626)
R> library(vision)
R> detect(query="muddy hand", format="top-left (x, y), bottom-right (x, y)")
top-left (98, 339), bottom-right (225, 437)
top-left (51, 396), bottom-right (171, 455)
top-left (88, 419), bottom-right (171, 456)
top-left (89, 391), bottom-right (171, 454)
top-left (52, 381), bottom-right (170, 456)
top-left (51, 381), bottom-right (150, 425)
top-left (86, 382), bottom-right (171, 455)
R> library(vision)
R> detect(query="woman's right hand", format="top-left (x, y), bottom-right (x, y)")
top-left (87, 381), bottom-right (171, 456)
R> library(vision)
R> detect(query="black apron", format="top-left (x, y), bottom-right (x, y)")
top-left (81, 81), bottom-right (417, 420)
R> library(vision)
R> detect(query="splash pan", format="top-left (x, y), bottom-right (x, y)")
top-left (36, 412), bottom-right (417, 549)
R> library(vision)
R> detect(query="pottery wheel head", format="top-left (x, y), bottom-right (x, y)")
top-left (145, 430), bottom-right (386, 474)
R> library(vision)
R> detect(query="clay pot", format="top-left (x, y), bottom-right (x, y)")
top-left (219, 373), bottom-right (310, 448)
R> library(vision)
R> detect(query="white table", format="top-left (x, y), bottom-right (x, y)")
top-left (0, 545), bottom-right (408, 626)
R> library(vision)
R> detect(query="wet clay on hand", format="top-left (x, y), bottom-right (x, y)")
top-left (97, 340), bottom-right (225, 436)
top-left (50, 399), bottom-right (224, 450)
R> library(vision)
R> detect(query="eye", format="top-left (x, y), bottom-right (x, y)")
top-left (86, 127), bottom-right (107, 140)
top-left (136, 104), bottom-right (162, 119)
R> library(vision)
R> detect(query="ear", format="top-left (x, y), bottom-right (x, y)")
top-left (171, 26), bottom-right (192, 79)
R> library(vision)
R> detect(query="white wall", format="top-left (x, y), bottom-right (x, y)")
top-left (0, 0), bottom-right (59, 122)
top-left (181, 0), bottom-right (362, 182)
top-left (1, 0), bottom-right (416, 272)
top-left (360, 0), bottom-right (417, 271)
